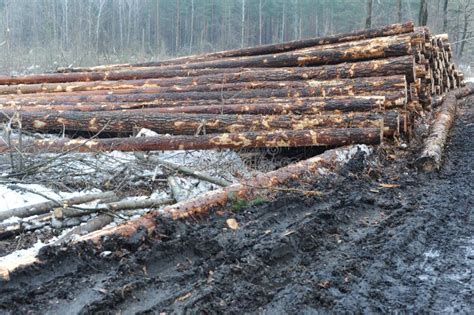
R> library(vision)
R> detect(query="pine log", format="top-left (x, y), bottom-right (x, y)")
top-left (416, 84), bottom-right (474, 172)
top-left (77, 145), bottom-right (369, 242)
top-left (415, 94), bottom-right (457, 172)
top-left (2, 110), bottom-right (397, 136)
top-left (0, 76), bottom-right (408, 107)
top-left (0, 129), bottom-right (382, 154)
top-left (0, 89), bottom-right (407, 107)
top-left (0, 76), bottom-right (408, 98)
top-left (109, 34), bottom-right (416, 70)
top-left (1, 75), bottom-right (408, 98)
top-left (0, 191), bottom-right (117, 222)
top-left (0, 97), bottom-right (385, 114)
top-left (0, 68), bottom-right (242, 85)
top-left (0, 56), bottom-right (416, 91)
top-left (59, 22), bottom-right (414, 72)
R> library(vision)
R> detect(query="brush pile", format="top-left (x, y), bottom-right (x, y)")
top-left (0, 22), bottom-right (464, 154)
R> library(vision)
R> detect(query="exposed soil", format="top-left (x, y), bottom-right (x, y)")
top-left (0, 100), bottom-right (472, 314)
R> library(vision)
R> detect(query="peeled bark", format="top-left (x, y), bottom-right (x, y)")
top-left (0, 128), bottom-right (382, 154)
top-left (0, 97), bottom-right (385, 114)
top-left (0, 56), bottom-right (416, 91)
top-left (3, 110), bottom-right (397, 136)
top-left (59, 22), bottom-right (414, 72)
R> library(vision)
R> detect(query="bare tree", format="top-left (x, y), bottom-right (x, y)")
top-left (241, 0), bottom-right (246, 48)
top-left (443, 0), bottom-right (449, 32)
top-left (398, 0), bottom-right (403, 23)
top-left (419, 0), bottom-right (428, 26)
top-left (458, 0), bottom-right (474, 58)
top-left (366, 0), bottom-right (373, 28)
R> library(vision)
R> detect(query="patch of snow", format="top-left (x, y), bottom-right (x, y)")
top-left (335, 145), bottom-right (372, 162)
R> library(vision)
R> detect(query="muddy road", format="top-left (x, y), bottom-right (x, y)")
top-left (0, 101), bottom-right (472, 314)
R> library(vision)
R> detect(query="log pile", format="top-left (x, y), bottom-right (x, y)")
top-left (0, 21), bottom-right (465, 154)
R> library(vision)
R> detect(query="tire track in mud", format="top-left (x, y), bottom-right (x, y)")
top-left (0, 102), bottom-right (472, 314)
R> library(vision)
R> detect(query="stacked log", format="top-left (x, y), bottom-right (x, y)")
top-left (0, 22), bottom-right (465, 154)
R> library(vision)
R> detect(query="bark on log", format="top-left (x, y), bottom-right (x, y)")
top-left (1, 75), bottom-right (408, 98)
top-left (78, 145), bottom-right (369, 242)
top-left (58, 22), bottom-right (414, 72)
top-left (0, 76), bottom-right (408, 99)
top-left (0, 191), bottom-right (117, 222)
top-left (415, 94), bottom-right (456, 172)
top-left (149, 158), bottom-right (231, 187)
top-left (0, 128), bottom-right (382, 154)
top-left (57, 214), bottom-right (114, 243)
top-left (0, 97), bottom-right (385, 114)
top-left (416, 84), bottom-right (474, 172)
top-left (99, 34), bottom-right (415, 70)
top-left (453, 84), bottom-right (474, 99)
top-left (54, 198), bottom-right (175, 218)
top-left (3, 110), bottom-right (397, 136)
top-left (0, 56), bottom-right (416, 91)
top-left (0, 68), bottom-right (241, 85)
top-left (0, 76), bottom-right (407, 107)
top-left (5, 111), bottom-right (399, 136)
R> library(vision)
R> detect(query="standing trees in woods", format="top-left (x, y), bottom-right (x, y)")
top-left (419, 0), bottom-right (429, 26)
top-left (366, 0), bottom-right (373, 28)
top-left (457, 0), bottom-right (474, 57)
top-left (444, 0), bottom-right (450, 32)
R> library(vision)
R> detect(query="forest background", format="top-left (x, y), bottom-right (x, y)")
top-left (0, 0), bottom-right (472, 74)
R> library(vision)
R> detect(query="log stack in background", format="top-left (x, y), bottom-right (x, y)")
top-left (0, 21), bottom-right (465, 154)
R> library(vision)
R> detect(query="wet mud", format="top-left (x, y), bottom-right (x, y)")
top-left (0, 101), bottom-right (472, 314)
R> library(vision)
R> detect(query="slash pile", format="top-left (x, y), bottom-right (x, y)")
top-left (0, 22), bottom-right (464, 154)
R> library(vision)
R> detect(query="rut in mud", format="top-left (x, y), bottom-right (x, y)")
top-left (0, 101), bottom-right (472, 314)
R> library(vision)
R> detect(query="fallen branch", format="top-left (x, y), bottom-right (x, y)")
top-left (0, 191), bottom-right (117, 222)
top-left (155, 158), bottom-right (232, 187)
top-left (54, 198), bottom-right (175, 218)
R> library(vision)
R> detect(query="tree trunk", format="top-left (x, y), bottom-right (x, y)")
top-left (419, 0), bottom-right (429, 26)
top-left (117, 34), bottom-right (416, 70)
top-left (416, 84), bottom-right (474, 171)
top-left (0, 97), bottom-right (385, 115)
top-left (0, 55), bottom-right (416, 86)
top-left (3, 110), bottom-right (399, 136)
top-left (0, 128), bottom-right (383, 154)
top-left (365, 0), bottom-right (373, 29)
top-left (443, 0), bottom-right (449, 32)
top-left (398, 0), bottom-right (403, 23)
top-left (0, 88), bottom-right (407, 108)
top-left (2, 75), bottom-right (408, 100)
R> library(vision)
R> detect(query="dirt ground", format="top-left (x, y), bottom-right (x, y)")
top-left (0, 100), bottom-right (472, 314)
